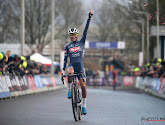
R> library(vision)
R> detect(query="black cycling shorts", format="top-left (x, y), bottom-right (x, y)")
top-left (68, 62), bottom-right (86, 80)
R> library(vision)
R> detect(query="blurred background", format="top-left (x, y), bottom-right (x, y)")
top-left (0, 0), bottom-right (165, 75)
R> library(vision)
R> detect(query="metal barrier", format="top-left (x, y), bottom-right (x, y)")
top-left (1, 74), bottom-right (164, 99)
top-left (135, 76), bottom-right (165, 94)
top-left (122, 76), bottom-right (165, 99)
top-left (86, 75), bottom-right (123, 86)
top-left (86, 75), bottom-right (165, 99)
top-left (0, 74), bottom-right (63, 99)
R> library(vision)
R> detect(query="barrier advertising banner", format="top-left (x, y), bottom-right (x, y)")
top-left (34, 75), bottom-right (43, 88)
top-left (123, 76), bottom-right (134, 86)
top-left (5, 75), bottom-right (14, 92)
top-left (51, 76), bottom-right (57, 87)
top-left (0, 74), bottom-right (64, 99)
top-left (154, 79), bottom-right (161, 92)
top-left (28, 75), bottom-right (37, 90)
top-left (0, 77), bottom-right (11, 98)
top-left (160, 79), bottom-right (165, 94)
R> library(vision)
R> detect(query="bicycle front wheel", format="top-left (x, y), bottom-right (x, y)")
top-left (71, 84), bottom-right (78, 121)
top-left (77, 88), bottom-right (82, 120)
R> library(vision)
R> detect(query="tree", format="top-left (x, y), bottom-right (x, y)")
top-left (55, 0), bottom-right (85, 47)
top-left (24, 0), bottom-right (52, 53)
top-left (91, 0), bottom-right (136, 41)
top-left (0, 0), bottom-right (11, 43)
top-left (127, 0), bottom-right (165, 59)
top-left (4, 0), bottom-right (52, 53)
top-left (5, 0), bottom-right (84, 52)
top-left (88, 0), bottom-right (143, 66)
top-left (92, 0), bottom-right (115, 41)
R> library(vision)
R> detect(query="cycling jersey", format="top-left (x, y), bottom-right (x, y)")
top-left (63, 18), bottom-right (91, 76)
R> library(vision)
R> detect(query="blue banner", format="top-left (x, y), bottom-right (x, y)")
top-left (155, 79), bottom-right (161, 92)
top-left (34, 75), bottom-right (43, 88)
top-left (89, 42), bottom-right (117, 48)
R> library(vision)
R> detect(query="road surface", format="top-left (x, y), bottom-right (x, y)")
top-left (0, 87), bottom-right (165, 125)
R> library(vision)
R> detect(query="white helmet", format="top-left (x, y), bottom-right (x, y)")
top-left (68, 28), bottom-right (79, 35)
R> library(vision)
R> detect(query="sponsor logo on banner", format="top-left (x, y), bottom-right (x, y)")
top-left (152, 78), bottom-right (157, 90)
top-left (135, 77), bottom-right (141, 88)
top-left (144, 77), bottom-right (152, 89)
top-left (0, 77), bottom-right (11, 98)
top-left (40, 76), bottom-right (49, 86)
top-left (9, 74), bottom-right (16, 86)
top-left (143, 77), bottom-right (148, 86)
top-left (23, 76), bottom-right (28, 86)
top-left (123, 76), bottom-right (134, 86)
top-left (88, 78), bottom-right (93, 86)
top-left (4, 75), bottom-right (12, 87)
top-left (28, 75), bottom-right (37, 90)
top-left (89, 42), bottom-right (118, 48)
top-left (5, 75), bottom-right (14, 92)
top-left (97, 78), bottom-right (102, 85)
top-left (18, 76), bottom-right (26, 90)
top-left (138, 77), bottom-right (144, 87)
top-left (46, 77), bottom-right (52, 86)
top-left (14, 76), bottom-right (22, 91)
top-left (155, 79), bottom-right (161, 92)
top-left (117, 41), bottom-right (125, 49)
top-left (54, 75), bottom-right (63, 85)
top-left (34, 75), bottom-right (43, 88)
top-left (22, 76), bottom-right (29, 89)
top-left (117, 76), bottom-right (122, 86)
top-left (159, 78), bottom-right (165, 93)
top-left (0, 77), bottom-right (10, 92)
top-left (51, 76), bottom-right (56, 87)
top-left (161, 82), bottom-right (165, 94)
top-left (25, 75), bottom-right (32, 89)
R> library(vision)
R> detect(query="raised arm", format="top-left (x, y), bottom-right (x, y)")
top-left (80, 10), bottom-right (93, 44)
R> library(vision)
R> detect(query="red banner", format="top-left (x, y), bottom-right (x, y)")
top-left (28, 75), bottom-right (37, 90)
top-left (51, 76), bottom-right (57, 87)
top-left (123, 76), bottom-right (134, 86)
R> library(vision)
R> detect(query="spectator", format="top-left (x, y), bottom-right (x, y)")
top-left (0, 51), bottom-right (49, 76)
top-left (6, 50), bottom-right (11, 58)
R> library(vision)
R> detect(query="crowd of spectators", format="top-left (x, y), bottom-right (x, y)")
top-left (0, 50), bottom-right (49, 77)
top-left (125, 58), bottom-right (165, 78)
top-left (2, 50), bottom-right (162, 79)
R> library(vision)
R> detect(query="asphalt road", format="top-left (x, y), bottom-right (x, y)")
top-left (0, 87), bottom-right (165, 125)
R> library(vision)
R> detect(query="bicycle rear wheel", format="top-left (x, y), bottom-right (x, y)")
top-left (71, 84), bottom-right (78, 121)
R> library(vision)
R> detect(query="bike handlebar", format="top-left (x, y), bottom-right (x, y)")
top-left (61, 72), bottom-right (85, 84)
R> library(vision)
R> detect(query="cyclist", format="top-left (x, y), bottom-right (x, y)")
top-left (112, 70), bottom-right (117, 90)
top-left (62, 10), bottom-right (93, 115)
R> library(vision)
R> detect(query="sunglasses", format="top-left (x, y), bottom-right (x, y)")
top-left (69, 33), bottom-right (78, 36)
